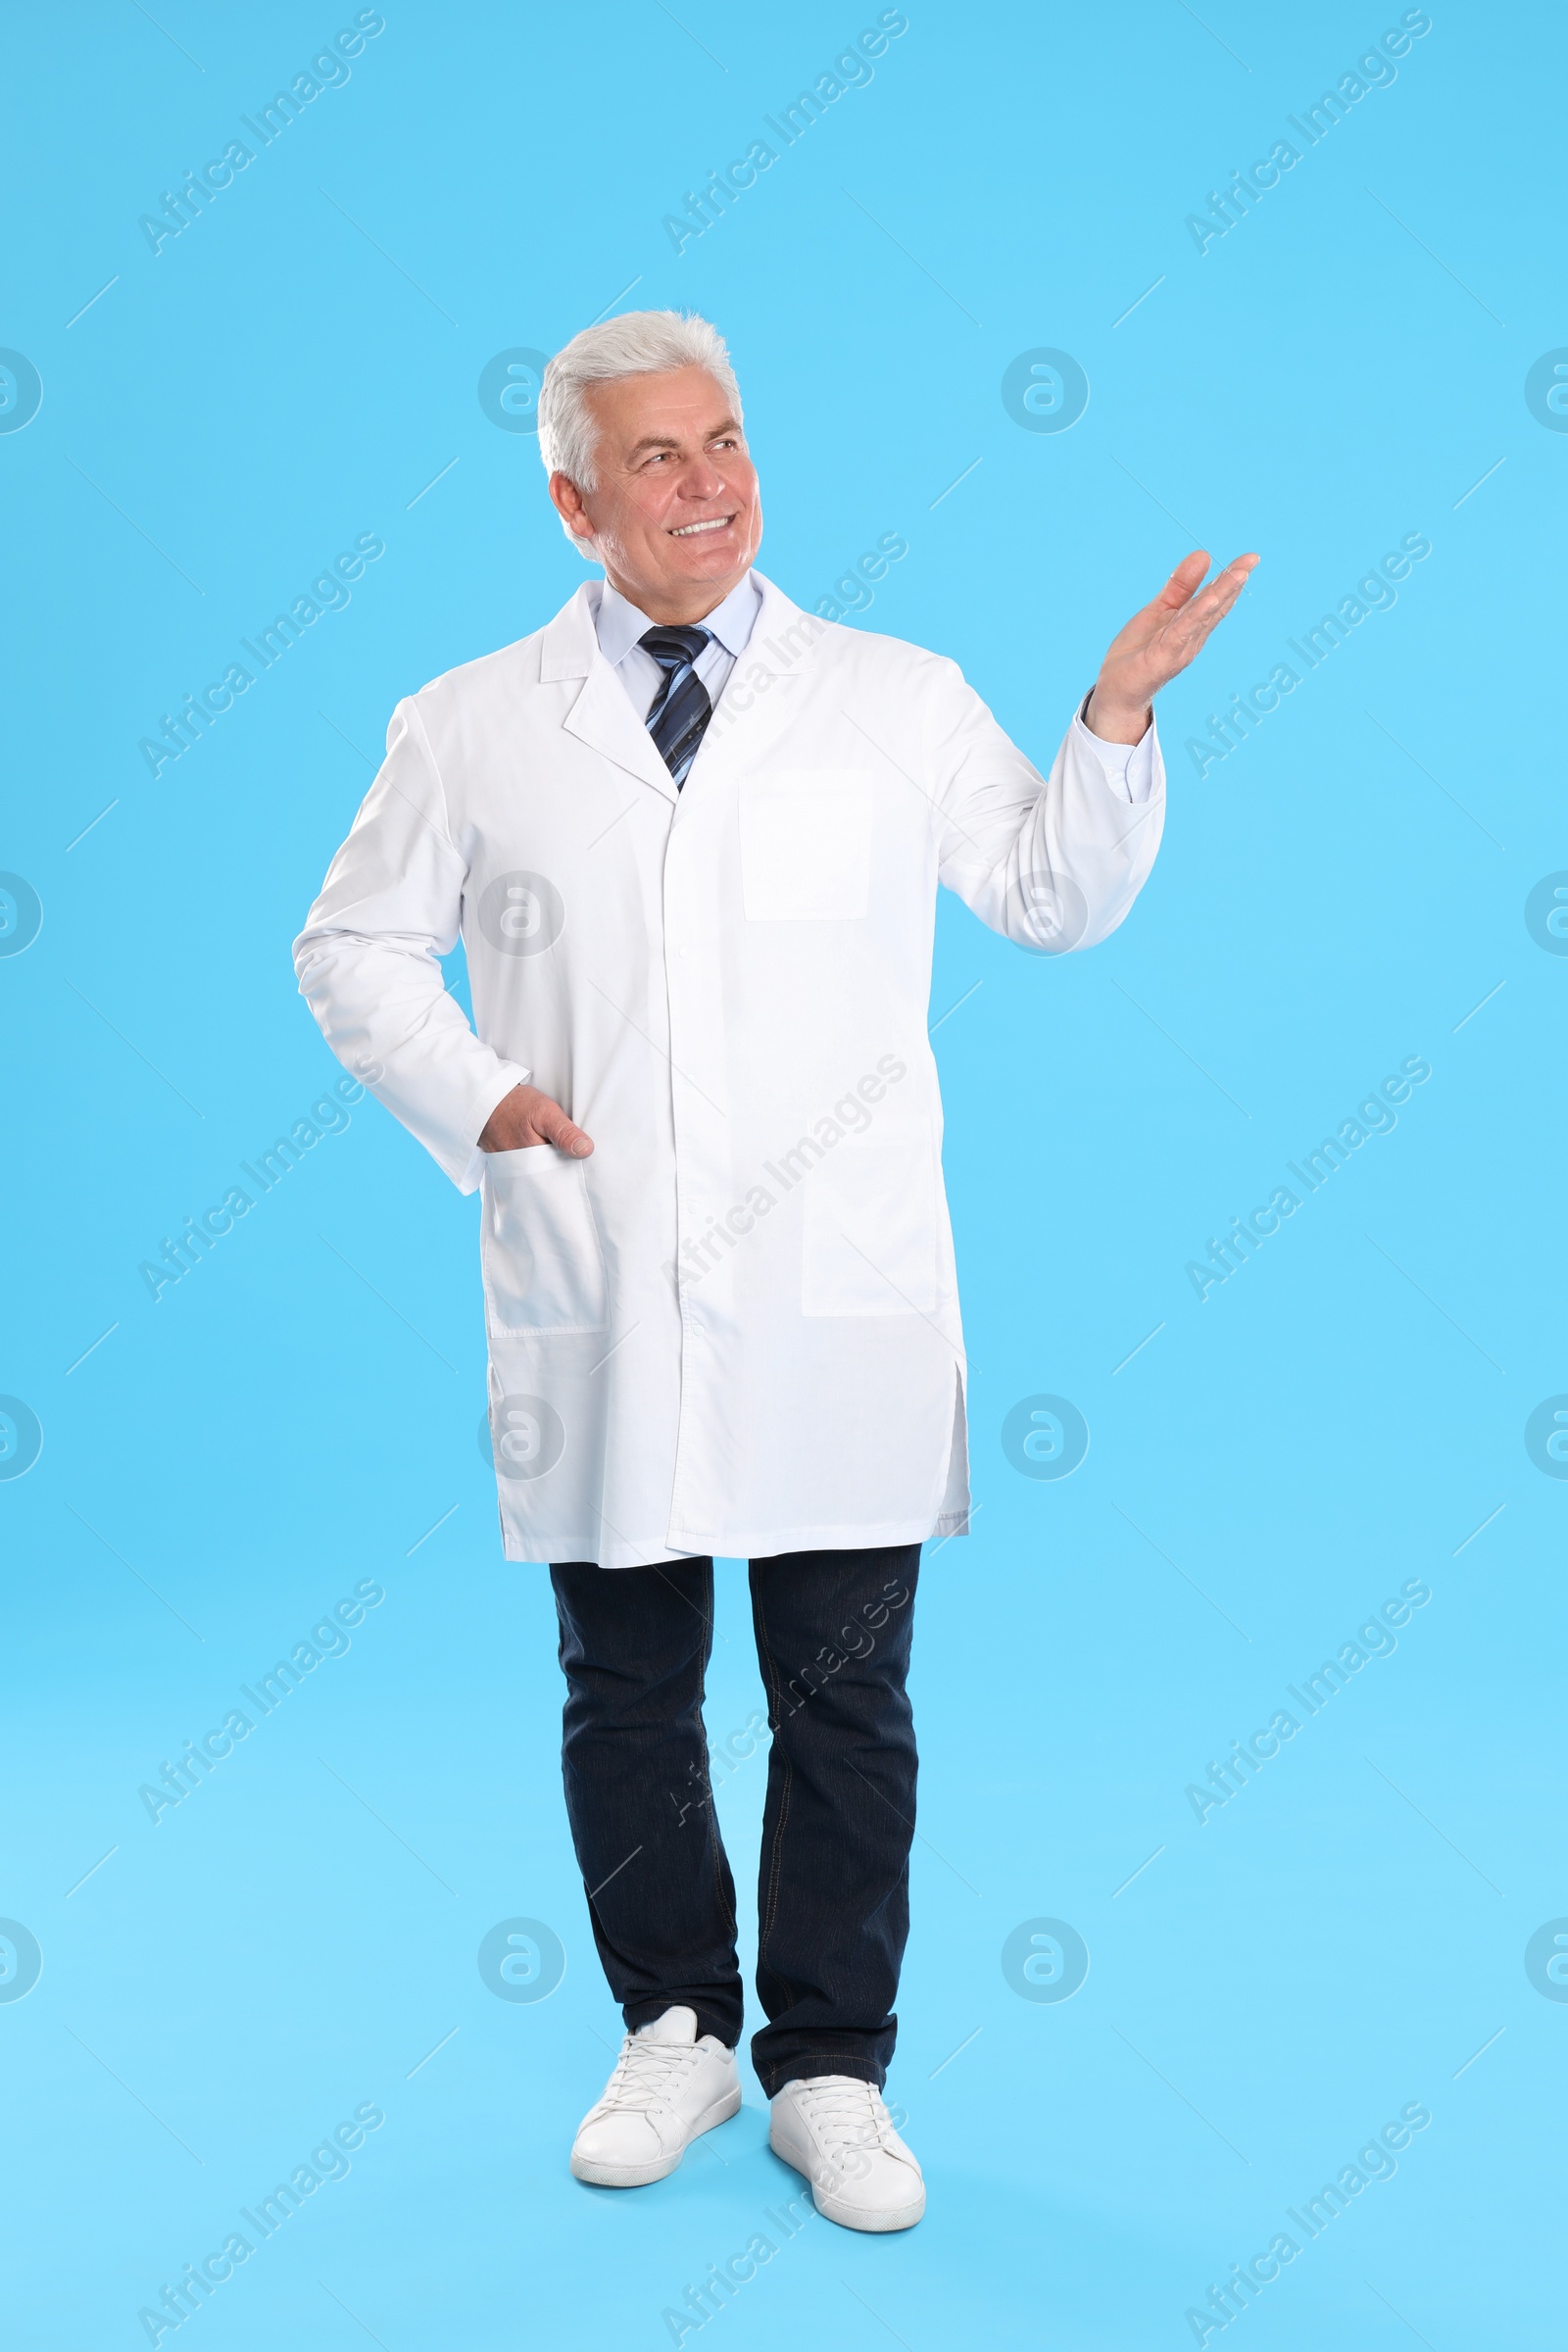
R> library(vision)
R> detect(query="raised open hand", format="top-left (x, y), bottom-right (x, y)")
top-left (1085, 550), bottom-right (1259, 745)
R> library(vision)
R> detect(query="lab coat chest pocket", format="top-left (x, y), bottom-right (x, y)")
top-left (739, 770), bottom-right (874, 920)
top-left (803, 1125), bottom-right (939, 1317)
top-left (481, 1148), bottom-right (608, 1335)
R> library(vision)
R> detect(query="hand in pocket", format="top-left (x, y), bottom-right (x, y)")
top-left (479, 1083), bottom-right (593, 1155)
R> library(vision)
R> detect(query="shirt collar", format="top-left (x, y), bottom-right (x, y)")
top-left (592, 570), bottom-right (761, 668)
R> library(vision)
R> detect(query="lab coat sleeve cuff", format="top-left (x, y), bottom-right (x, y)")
top-left (1071, 698), bottom-right (1159, 805)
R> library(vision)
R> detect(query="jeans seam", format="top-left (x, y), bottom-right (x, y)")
top-left (752, 1580), bottom-right (795, 2008)
top-left (694, 1576), bottom-right (738, 1943)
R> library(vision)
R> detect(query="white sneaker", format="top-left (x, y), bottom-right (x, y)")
top-left (570, 2005), bottom-right (741, 2187)
top-left (768, 2075), bottom-right (925, 2231)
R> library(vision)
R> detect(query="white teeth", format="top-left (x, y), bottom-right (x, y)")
top-left (671, 516), bottom-right (733, 536)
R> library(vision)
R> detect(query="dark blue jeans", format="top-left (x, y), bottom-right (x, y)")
top-left (550, 1544), bottom-right (920, 2096)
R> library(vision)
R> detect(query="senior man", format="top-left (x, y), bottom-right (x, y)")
top-left (295, 310), bottom-right (1253, 2231)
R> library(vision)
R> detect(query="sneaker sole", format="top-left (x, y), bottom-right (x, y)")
top-left (768, 2131), bottom-right (926, 2232)
top-left (570, 2082), bottom-right (742, 2188)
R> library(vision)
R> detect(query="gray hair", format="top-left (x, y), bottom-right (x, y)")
top-left (537, 309), bottom-right (743, 527)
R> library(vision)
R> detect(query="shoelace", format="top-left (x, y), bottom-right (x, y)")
top-left (600, 2034), bottom-right (705, 2113)
top-left (795, 2078), bottom-right (895, 2157)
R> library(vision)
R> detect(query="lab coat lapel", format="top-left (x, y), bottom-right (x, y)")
top-left (542, 585), bottom-right (679, 806)
top-left (564, 661), bottom-right (680, 804)
top-left (682, 572), bottom-right (826, 795)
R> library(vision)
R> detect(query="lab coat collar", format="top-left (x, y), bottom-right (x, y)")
top-left (539, 582), bottom-right (602, 683)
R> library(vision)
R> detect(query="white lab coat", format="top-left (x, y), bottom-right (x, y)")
top-left (293, 572), bottom-right (1164, 1566)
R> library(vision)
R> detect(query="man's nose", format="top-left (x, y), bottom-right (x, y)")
top-left (678, 453), bottom-right (725, 500)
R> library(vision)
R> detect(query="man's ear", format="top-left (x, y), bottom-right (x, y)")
top-left (548, 471), bottom-right (597, 545)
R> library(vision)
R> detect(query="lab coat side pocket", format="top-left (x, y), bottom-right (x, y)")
top-left (480, 1148), bottom-right (609, 1335)
top-left (801, 1127), bottom-right (939, 1317)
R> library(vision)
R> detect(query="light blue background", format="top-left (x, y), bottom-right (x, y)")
top-left (2, 3), bottom-right (1561, 2344)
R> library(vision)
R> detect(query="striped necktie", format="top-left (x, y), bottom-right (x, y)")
top-left (639, 624), bottom-right (712, 789)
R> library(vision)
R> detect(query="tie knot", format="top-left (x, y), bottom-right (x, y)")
top-left (639, 624), bottom-right (710, 670)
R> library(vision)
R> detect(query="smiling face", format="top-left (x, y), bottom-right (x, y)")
top-left (547, 364), bottom-right (762, 624)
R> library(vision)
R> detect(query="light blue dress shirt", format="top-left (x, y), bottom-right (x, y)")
top-left (592, 572), bottom-right (760, 729)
